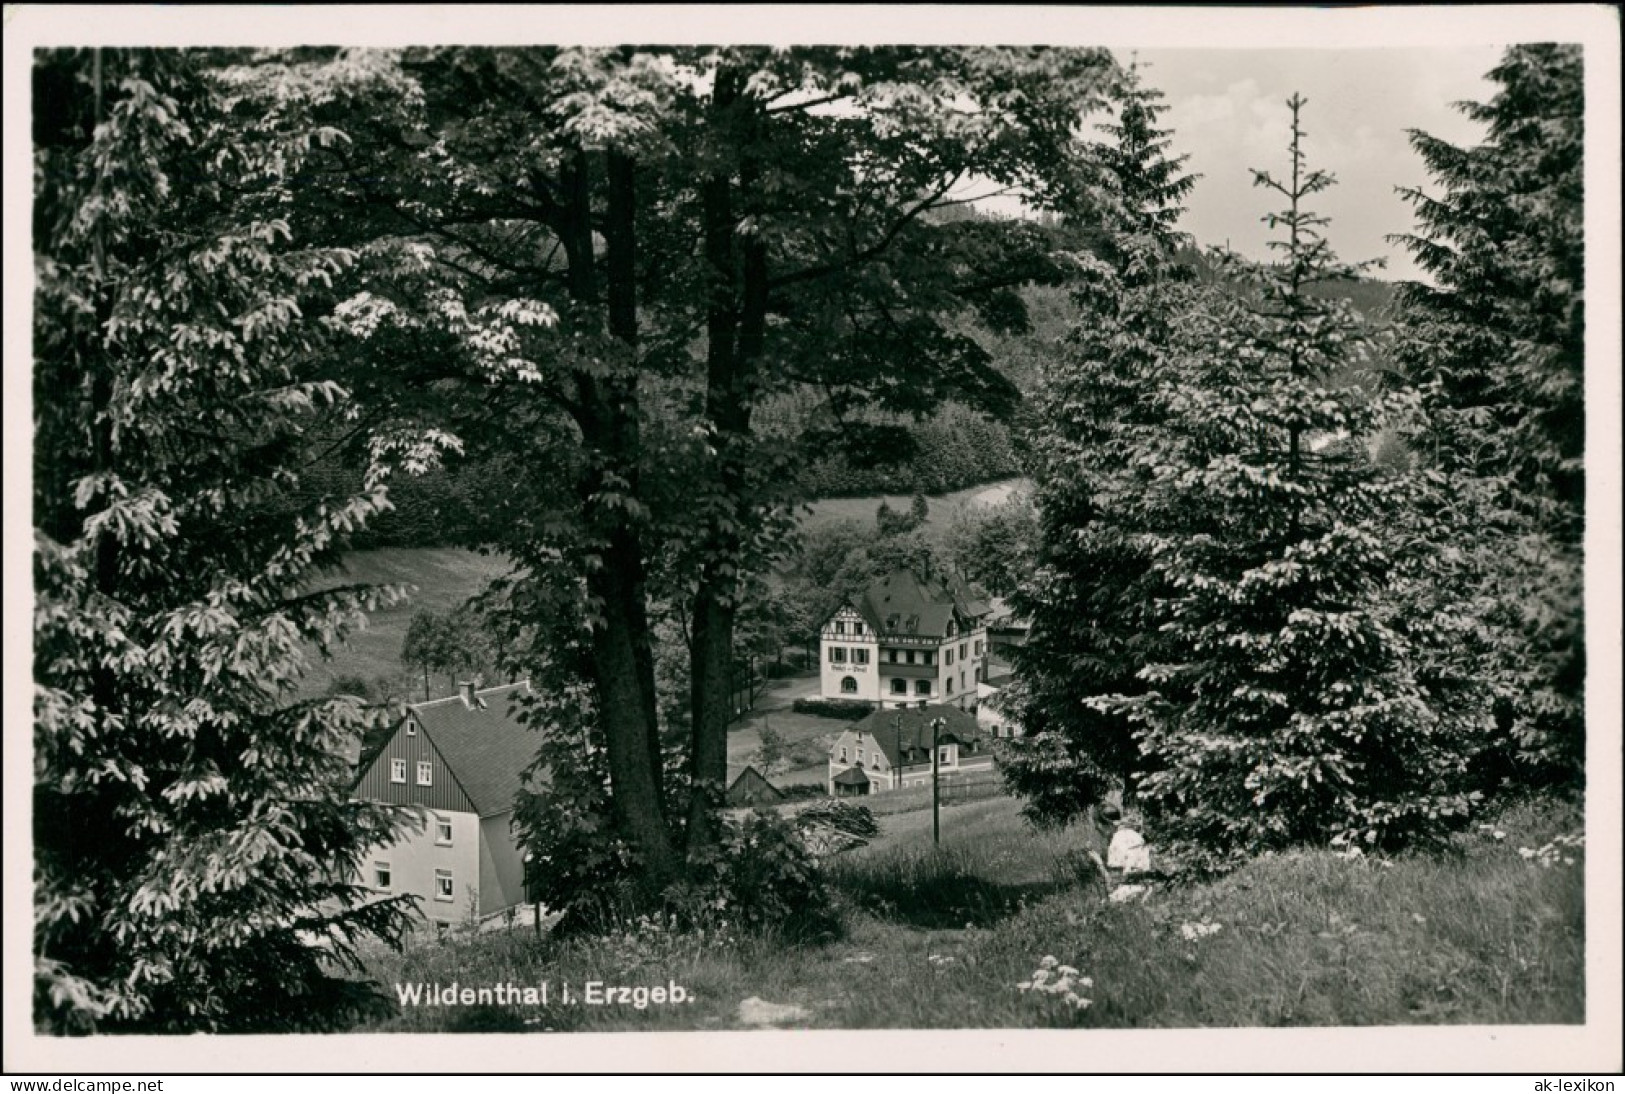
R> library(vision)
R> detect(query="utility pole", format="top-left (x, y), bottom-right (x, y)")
top-left (931, 716), bottom-right (944, 846)
top-left (893, 712), bottom-right (903, 793)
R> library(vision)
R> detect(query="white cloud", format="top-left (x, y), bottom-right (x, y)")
top-left (1133, 47), bottom-right (1504, 280)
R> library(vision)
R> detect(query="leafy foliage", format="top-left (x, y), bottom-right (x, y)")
top-left (1117, 97), bottom-right (1485, 869)
top-left (753, 720), bottom-right (789, 777)
top-left (1388, 44), bottom-right (1585, 792)
top-left (1009, 87), bottom-right (1493, 870)
top-left (942, 490), bottom-right (1039, 598)
top-left (678, 810), bottom-right (839, 939)
top-left (1004, 68), bottom-right (1204, 823)
top-left (797, 404), bottom-right (1023, 498)
top-left (294, 45), bottom-right (1124, 891)
top-left (399, 604), bottom-right (500, 700)
top-left (32, 49), bottom-right (420, 1032)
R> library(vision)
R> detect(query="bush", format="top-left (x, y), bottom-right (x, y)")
top-left (675, 810), bottom-right (839, 941)
top-left (792, 698), bottom-right (874, 720)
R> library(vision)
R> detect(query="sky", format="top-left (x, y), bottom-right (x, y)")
top-left (1130, 47), bottom-right (1505, 283)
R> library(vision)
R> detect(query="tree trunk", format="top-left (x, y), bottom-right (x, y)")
top-left (687, 68), bottom-right (769, 850)
top-left (558, 144), bottom-right (681, 891)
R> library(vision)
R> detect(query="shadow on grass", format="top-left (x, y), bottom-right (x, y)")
top-left (828, 845), bottom-right (1105, 929)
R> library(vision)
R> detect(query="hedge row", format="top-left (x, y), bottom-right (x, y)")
top-left (792, 698), bottom-right (876, 720)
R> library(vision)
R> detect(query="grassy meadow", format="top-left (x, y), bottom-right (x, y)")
top-left (301, 546), bottom-right (514, 699)
top-left (795, 477), bottom-right (1028, 540)
top-left (354, 791), bottom-right (1585, 1032)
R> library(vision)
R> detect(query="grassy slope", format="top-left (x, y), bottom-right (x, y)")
top-left (302, 547), bottom-right (513, 699)
top-left (796, 477), bottom-right (1028, 539)
top-left (357, 794), bottom-right (1584, 1032)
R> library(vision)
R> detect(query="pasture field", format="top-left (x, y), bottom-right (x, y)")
top-left (301, 547), bottom-right (513, 699)
top-left (795, 476), bottom-right (1028, 539)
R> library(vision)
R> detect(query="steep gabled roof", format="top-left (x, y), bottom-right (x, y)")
top-left (726, 765), bottom-right (785, 805)
top-left (831, 765), bottom-right (872, 787)
top-left (847, 704), bottom-right (986, 768)
top-left (408, 682), bottom-right (540, 817)
top-left (848, 569), bottom-right (991, 640)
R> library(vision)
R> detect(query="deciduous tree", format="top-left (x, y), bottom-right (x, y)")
top-left (32, 48), bottom-right (419, 1031)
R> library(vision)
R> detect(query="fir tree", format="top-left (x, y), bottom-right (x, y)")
top-left (1002, 65), bottom-right (1202, 821)
top-left (1111, 96), bottom-right (1480, 869)
top-left (32, 49), bottom-right (419, 1032)
top-left (1389, 44), bottom-right (1585, 790)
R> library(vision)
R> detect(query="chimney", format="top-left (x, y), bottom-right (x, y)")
top-left (459, 681), bottom-right (479, 710)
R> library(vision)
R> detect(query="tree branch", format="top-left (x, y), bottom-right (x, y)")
top-left (767, 170), bottom-right (965, 291)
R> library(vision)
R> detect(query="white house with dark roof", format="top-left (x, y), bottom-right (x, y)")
top-left (826, 704), bottom-right (994, 794)
top-left (353, 681), bottom-right (539, 923)
top-left (819, 569), bottom-right (992, 712)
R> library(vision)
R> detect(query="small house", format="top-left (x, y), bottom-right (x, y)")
top-left (726, 764), bottom-right (786, 807)
top-left (826, 704), bottom-right (994, 794)
top-left (353, 681), bottom-right (540, 924)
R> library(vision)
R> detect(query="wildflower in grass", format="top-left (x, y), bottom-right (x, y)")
top-left (1017, 955), bottom-right (1094, 1015)
top-left (1180, 921), bottom-right (1223, 942)
top-left (1517, 831), bottom-right (1584, 868)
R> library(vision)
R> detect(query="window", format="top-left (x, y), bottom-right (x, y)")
top-left (946, 679), bottom-right (955, 695)
top-left (853, 648), bottom-right (869, 665)
top-left (857, 748), bottom-right (864, 762)
top-left (829, 647), bottom-right (846, 664)
top-left (853, 621), bottom-right (864, 635)
top-left (939, 747), bottom-right (952, 764)
top-left (871, 760), bottom-right (881, 771)
top-left (406, 723), bottom-right (417, 737)
top-left (887, 649), bottom-right (897, 663)
top-left (390, 759), bottom-right (406, 784)
top-left (435, 817), bottom-right (453, 845)
top-left (840, 747), bottom-right (847, 762)
top-left (960, 643), bottom-right (967, 659)
top-left (905, 650), bottom-right (916, 665)
top-left (417, 761), bottom-right (433, 787)
top-left (890, 678), bottom-right (907, 695)
top-left (915, 679), bottom-right (930, 695)
top-left (924, 652), bottom-right (933, 666)
top-left (841, 676), bottom-right (859, 694)
top-left (975, 640), bottom-right (984, 657)
top-left (960, 671), bottom-right (966, 691)
top-left (374, 862), bottom-right (391, 890)
top-left (834, 620), bottom-right (845, 635)
top-left (991, 724), bottom-right (1003, 738)
top-left (434, 869), bottom-right (454, 902)
top-left (946, 649), bottom-right (954, 666)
